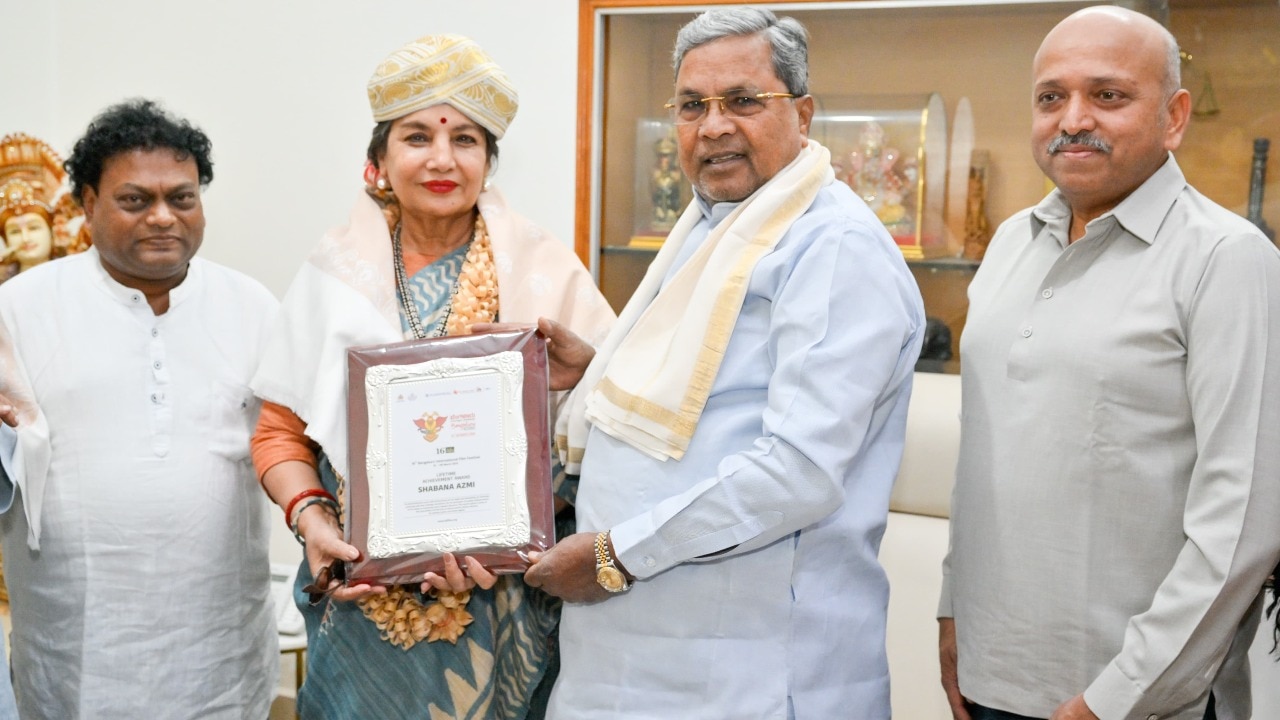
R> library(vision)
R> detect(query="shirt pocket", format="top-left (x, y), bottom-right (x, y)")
top-left (207, 382), bottom-right (259, 462)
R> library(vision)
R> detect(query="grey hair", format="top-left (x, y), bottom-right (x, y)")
top-left (672, 7), bottom-right (809, 96)
top-left (1160, 27), bottom-right (1181, 97)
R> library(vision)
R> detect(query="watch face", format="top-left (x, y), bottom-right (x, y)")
top-left (597, 566), bottom-right (627, 593)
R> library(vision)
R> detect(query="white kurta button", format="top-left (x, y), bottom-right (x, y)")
top-left (150, 393), bottom-right (159, 403)
top-left (153, 361), bottom-right (162, 370)
top-left (1042, 288), bottom-right (1053, 299)
top-left (131, 294), bottom-right (141, 303)
top-left (151, 328), bottom-right (159, 338)
top-left (1021, 327), bottom-right (1033, 338)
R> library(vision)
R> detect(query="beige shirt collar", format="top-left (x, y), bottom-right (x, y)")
top-left (1030, 153), bottom-right (1186, 248)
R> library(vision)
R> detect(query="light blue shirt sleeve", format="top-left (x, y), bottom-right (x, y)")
top-left (0, 424), bottom-right (18, 718)
top-left (609, 211), bottom-right (923, 578)
top-left (0, 424), bottom-right (17, 515)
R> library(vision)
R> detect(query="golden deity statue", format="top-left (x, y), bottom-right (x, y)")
top-left (0, 133), bottom-right (91, 284)
top-left (650, 134), bottom-right (683, 231)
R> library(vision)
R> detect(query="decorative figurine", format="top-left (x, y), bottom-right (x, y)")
top-left (1247, 138), bottom-right (1274, 243)
top-left (842, 121), bottom-right (913, 239)
top-left (963, 150), bottom-right (993, 261)
top-left (650, 133), bottom-right (683, 232)
top-left (0, 132), bottom-right (91, 284)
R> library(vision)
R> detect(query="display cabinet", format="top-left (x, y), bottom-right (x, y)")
top-left (574, 0), bottom-right (1280, 372)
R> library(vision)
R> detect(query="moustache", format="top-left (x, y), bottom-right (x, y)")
top-left (1047, 132), bottom-right (1112, 155)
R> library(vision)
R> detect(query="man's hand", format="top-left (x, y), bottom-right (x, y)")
top-left (537, 318), bottom-right (596, 391)
top-left (524, 532), bottom-right (615, 603)
top-left (0, 394), bottom-right (18, 428)
top-left (939, 618), bottom-right (971, 720)
top-left (1048, 695), bottom-right (1099, 720)
top-left (469, 318), bottom-right (597, 391)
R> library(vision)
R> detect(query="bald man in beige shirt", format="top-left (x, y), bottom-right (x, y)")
top-left (939, 7), bottom-right (1280, 720)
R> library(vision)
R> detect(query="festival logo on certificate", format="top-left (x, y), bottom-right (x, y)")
top-left (414, 411), bottom-right (448, 442)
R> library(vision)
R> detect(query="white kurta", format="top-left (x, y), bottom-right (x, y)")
top-left (0, 250), bottom-right (279, 719)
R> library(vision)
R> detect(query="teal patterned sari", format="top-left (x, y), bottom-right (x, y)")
top-left (293, 243), bottom-right (566, 719)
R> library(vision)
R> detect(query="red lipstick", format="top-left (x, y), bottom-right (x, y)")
top-left (424, 181), bottom-right (458, 193)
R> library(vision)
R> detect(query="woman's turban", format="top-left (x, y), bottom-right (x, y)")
top-left (367, 34), bottom-right (518, 139)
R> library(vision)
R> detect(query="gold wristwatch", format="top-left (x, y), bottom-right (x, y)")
top-left (594, 532), bottom-right (630, 593)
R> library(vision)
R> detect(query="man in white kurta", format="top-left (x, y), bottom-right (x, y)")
top-left (526, 10), bottom-right (923, 719)
top-left (0, 100), bottom-right (278, 718)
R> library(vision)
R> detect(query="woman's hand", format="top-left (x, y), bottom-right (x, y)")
top-left (296, 503), bottom-right (388, 602)
top-left (421, 552), bottom-right (497, 594)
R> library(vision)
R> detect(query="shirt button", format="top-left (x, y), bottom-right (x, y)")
top-left (643, 556), bottom-right (656, 568)
top-left (1021, 327), bottom-right (1033, 338)
top-left (1041, 288), bottom-right (1053, 299)
top-left (131, 295), bottom-right (141, 303)
top-left (151, 328), bottom-right (159, 338)
top-left (153, 361), bottom-right (162, 370)
top-left (1147, 715), bottom-right (1159, 720)
top-left (150, 393), bottom-right (159, 403)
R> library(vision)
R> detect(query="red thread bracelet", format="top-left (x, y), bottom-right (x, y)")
top-left (284, 488), bottom-right (337, 530)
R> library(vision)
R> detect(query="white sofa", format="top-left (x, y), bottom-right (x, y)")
top-left (883, 372), bottom-right (959, 719)
top-left (882, 372), bottom-right (1280, 719)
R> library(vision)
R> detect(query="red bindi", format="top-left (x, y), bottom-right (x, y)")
top-left (439, 117), bottom-right (447, 124)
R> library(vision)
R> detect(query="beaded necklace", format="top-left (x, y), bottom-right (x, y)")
top-left (391, 223), bottom-right (470, 339)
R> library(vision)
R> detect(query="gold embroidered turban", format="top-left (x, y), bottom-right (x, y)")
top-left (367, 35), bottom-right (518, 139)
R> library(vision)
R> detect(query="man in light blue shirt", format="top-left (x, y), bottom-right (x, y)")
top-left (526, 8), bottom-right (923, 718)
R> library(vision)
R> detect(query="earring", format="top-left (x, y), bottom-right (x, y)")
top-left (483, 179), bottom-right (492, 191)
top-left (376, 176), bottom-right (389, 191)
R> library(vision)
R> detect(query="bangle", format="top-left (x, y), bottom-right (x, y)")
top-left (290, 496), bottom-right (340, 545)
top-left (284, 488), bottom-right (336, 530)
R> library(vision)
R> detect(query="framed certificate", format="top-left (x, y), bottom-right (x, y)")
top-left (345, 327), bottom-right (554, 586)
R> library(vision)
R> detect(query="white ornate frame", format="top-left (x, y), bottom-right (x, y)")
top-left (362, 351), bottom-right (531, 559)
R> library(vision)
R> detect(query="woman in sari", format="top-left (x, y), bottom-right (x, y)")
top-left (249, 35), bottom-right (614, 719)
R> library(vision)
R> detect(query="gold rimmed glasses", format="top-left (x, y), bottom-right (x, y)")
top-left (664, 89), bottom-right (797, 124)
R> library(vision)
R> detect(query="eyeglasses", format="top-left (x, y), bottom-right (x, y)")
top-left (664, 89), bottom-right (797, 124)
